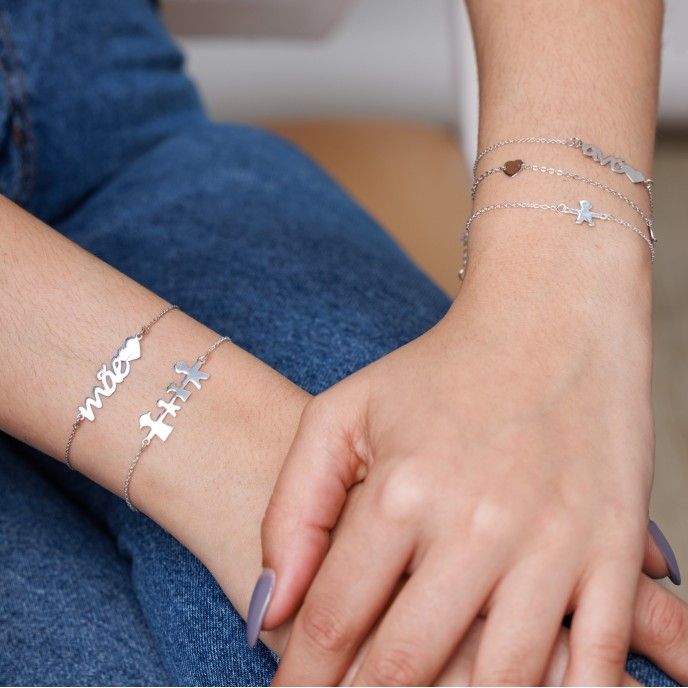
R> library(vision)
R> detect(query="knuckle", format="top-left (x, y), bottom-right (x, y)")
top-left (376, 464), bottom-right (429, 524)
top-left (467, 498), bottom-right (514, 544)
top-left (644, 584), bottom-right (687, 650)
top-left (365, 646), bottom-right (423, 686)
top-left (587, 630), bottom-right (629, 667)
top-left (299, 602), bottom-right (350, 654)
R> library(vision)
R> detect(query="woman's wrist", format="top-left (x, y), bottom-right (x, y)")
top-left (465, 140), bottom-right (654, 309)
top-left (132, 338), bottom-right (308, 653)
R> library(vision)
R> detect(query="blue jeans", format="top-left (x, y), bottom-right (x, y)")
top-left (0, 1), bottom-right (676, 685)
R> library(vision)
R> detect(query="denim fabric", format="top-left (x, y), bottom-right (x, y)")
top-left (0, 0), bottom-right (678, 685)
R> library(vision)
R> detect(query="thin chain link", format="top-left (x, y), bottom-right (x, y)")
top-left (472, 137), bottom-right (655, 232)
top-left (63, 416), bottom-right (83, 468)
top-left (472, 136), bottom-right (578, 177)
top-left (470, 161), bottom-right (654, 232)
top-left (199, 335), bottom-right (231, 363)
top-left (136, 304), bottom-right (180, 340)
top-left (123, 441), bottom-right (149, 511)
top-left (64, 304), bottom-right (179, 470)
top-left (123, 335), bottom-right (232, 512)
top-left (458, 202), bottom-right (655, 282)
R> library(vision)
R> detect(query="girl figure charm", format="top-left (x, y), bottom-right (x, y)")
top-left (78, 336), bottom-right (142, 421)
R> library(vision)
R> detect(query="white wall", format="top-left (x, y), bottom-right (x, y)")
top-left (175, 0), bottom-right (459, 124)
top-left (175, 0), bottom-right (687, 150)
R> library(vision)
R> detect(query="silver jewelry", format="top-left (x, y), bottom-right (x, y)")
top-left (123, 335), bottom-right (231, 511)
top-left (471, 159), bottom-right (656, 242)
top-left (64, 304), bottom-right (179, 469)
top-left (578, 140), bottom-right (648, 184)
top-left (458, 200), bottom-right (655, 281)
top-left (473, 136), bottom-right (578, 177)
top-left (472, 136), bottom-right (654, 215)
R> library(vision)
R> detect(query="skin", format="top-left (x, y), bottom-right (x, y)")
top-left (0, 1), bottom-right (678, 684)
top-left (0, 187), bottom-right (683, 685)
top-left (260, 0), bottom-right (668, 685)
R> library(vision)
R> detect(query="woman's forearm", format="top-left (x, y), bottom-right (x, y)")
top-left (462, 0), bottom-right (662, 312)
top-left (0, 195), bottom-right (305, 650)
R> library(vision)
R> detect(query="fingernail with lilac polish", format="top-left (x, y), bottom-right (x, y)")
top-left (246, 568), bottom-right (275, 648)
top-left (649, 520), bottom-right (682, 586)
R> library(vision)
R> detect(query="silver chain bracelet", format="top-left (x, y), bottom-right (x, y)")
top-left (470, 159), bottom-right (656, 243)
top-left (64, 304), bottom-right (179, 470)
top-left (458, 200), bottom-right (655, 281)
top-left (123, 335), bottom-right (231, 511)
top-left (473, 136), bottom-right (579, 177)
top-left (472, 136), bottom-right (654, 216)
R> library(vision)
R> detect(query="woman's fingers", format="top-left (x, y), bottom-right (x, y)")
top-left (564, 561), bottom-right (640, 685)
top-left (630, 574), bottom-right (688, 685)
top-left (256, 394), bottom-right (366, 636)
top-left (272, 489), bottom-right (412, 686)
top-left (471, 555), bottom-right (576, 686)
top-left (350, 546), bottom-right (502, 686)
top-left (431, 617), bottom-right (639, 687)
top-left (543, 627), bottom-right (641, 687)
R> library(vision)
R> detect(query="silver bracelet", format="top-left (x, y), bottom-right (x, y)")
top-left (64, 304), bottom-right (179, 470)
top-left (458, 199), bottom-right (655, 281)
top-left (471, 159), bottom-right (656, 243)
top-left (123, 335), bottom-right (231, 511)
top-left (472, 136), bottom-right (654, 216)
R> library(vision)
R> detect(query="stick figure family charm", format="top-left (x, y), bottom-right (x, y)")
top-left (124, 335), bottom-right (230, 510)
top-left (139, 358), bottom-right (210, 444)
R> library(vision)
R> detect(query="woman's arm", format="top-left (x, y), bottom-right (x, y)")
top-left (2, 186), bottom-right (686, 686)
top-left (258, 2), bottom-right (666, 685)
top-left (0, 195), bottom-right (305, 650)
top-left (463, 0), bottom-right (659, 305)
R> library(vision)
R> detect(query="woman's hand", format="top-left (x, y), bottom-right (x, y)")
top-left (250, 486), bottom-right (686, 685)
top-left (343, 574), bottom-right (687, 687)
top-left (341, 574), bottom-right (685, 687)
top-left (257, 248), bottom-right (657, 685)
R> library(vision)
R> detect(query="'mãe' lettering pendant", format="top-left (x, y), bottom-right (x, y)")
top-left (78, 336), bottom-right (142, 421)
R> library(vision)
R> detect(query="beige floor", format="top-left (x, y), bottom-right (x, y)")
top-left (271, 120), bottom-right (688, 600)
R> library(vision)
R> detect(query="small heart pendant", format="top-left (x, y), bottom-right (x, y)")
top-left (119, 336), bottom-right (142, 362)
top-left (503, 159), bottom-right (523, 177)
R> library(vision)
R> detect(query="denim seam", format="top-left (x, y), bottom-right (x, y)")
top-left (0, 11), bottom-right (36, 205)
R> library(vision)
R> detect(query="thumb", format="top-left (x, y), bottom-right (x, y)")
top-left (247, 394), bottom-right (368, 647)
top-left (643, 520), bottom-right (681, 585)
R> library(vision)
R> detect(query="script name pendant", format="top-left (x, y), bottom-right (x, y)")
top-left (78, 336), bottom-right (142, 421)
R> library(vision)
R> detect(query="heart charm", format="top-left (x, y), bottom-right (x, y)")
top-left (503, 159), bottom-right (523, 177)
top-left (119, 336), bottom-right (142, 362)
